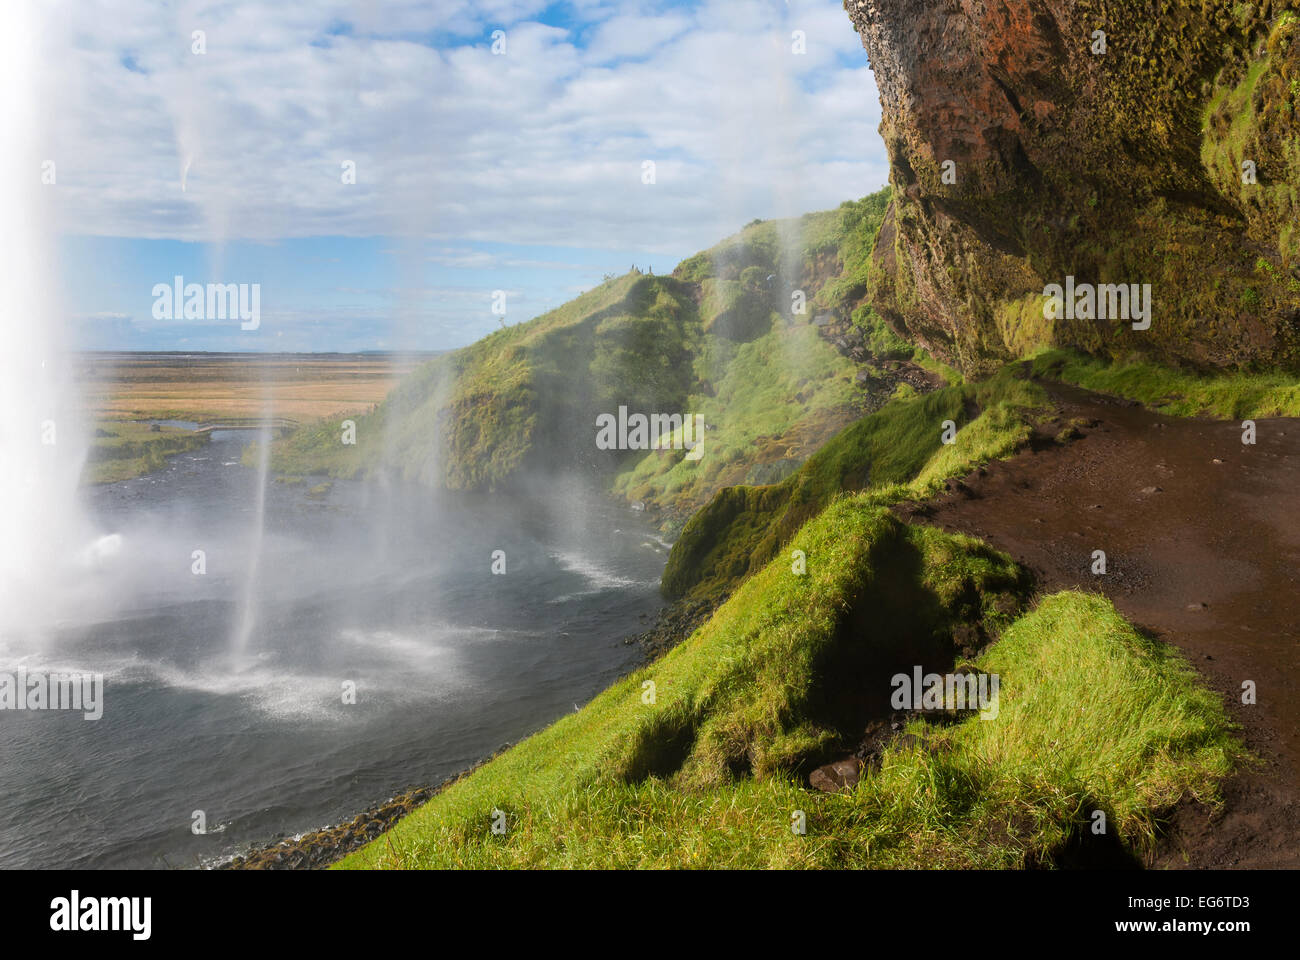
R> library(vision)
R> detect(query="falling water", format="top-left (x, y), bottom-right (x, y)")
top-left (229, 418), bottom-right (273, 667)
top-left (0, 1), bottom-right (95, 642)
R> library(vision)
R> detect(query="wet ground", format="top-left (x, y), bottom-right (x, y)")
top-left (898, 378), bottom-right (1300, 868)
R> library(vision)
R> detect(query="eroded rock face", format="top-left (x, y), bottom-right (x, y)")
top-left (846, 0), bottom-right (1300, 373)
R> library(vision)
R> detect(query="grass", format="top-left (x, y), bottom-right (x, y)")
top-left (335, 497), bottom-right (1238, 869)
top-left (271, 189), bottom-right (898, 522)
top-left (658, 387), bottom-right (962, 601)
top-left (662, 367), bottom-right (1049, 603)
top-left (610, 321), bottom-right (858, 523)
top-left (905, 373), bottom-right (1046, 496)
top-left (1031, 348), bottom-right (1300, 418)
top-left (82, 421), bottom-right (209, 484)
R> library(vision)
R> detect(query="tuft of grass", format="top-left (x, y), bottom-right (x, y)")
top-left (928, 592), bottom-right (1240, 853)
top-left (1031, 348), bottom-right (1300, 418)
top-left (906, 371), bottom-right (1048, 497)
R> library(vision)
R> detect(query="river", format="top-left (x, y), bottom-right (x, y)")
top-left (0, 426), bottom-right (666, 868)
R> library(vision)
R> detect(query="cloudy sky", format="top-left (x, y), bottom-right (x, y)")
top-left (40, 0), bottom-right (889, 352)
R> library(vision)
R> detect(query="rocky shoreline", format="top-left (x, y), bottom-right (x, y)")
top-left (624, 595), bottom-right (716, 660)
top-left (219, 774), bottom-right (472, 870)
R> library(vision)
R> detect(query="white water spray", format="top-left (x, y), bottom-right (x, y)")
top-left (0, 2), bottom-right (97, 641)
top-left (230, 419), bottom-right (272, 667)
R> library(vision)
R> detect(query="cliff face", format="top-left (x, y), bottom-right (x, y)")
top-left (846, 0), bottom-right (1300, 373)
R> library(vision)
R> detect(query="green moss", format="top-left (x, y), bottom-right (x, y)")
top-left (1032, 347), bottom-right (1300, 417)
top-left (852, 304), bottom-right (914, 361)
top-left (1201, 37), bottom-right (1300, 267)
top-left (995, 294), bottom-right (1057, 359)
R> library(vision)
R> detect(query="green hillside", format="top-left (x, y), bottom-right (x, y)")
top-left (270, 190), bottom-right (925, 530)
top-left (337, 498), bottom-right (1237, 869)
top-left (662, 368), bottom-right (1047, 603)
top-left (263, 183), bottom-right (1261, 872)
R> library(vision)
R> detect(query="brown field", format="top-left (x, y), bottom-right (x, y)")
top-left (77, 352), bottom-right (431, 424)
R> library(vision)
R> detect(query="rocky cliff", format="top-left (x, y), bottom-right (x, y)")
top-left (846, 0), bottom-right (1300, 373)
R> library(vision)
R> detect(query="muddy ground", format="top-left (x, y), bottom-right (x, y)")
top-left (898, 378), bottom-right (1299, 868)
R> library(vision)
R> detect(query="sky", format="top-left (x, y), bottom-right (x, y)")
top-left (39, 0), bottom-right (890, 352)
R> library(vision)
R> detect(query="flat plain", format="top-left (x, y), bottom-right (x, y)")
top-left (78, 352), bottom-right (429, 424)
top-left (76, 352), bottom-right (427, 483)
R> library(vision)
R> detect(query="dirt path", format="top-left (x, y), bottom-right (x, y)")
top-left (899, 378), bottom-right (1300, 868)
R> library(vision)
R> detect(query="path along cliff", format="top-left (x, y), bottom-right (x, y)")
top-left (899, 375), bottom-right (1300, 867)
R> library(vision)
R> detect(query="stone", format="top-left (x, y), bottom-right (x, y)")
top-left (809, 758), bottom-right (862, 793)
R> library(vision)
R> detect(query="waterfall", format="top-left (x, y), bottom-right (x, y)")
top-left (0, 1), bottom-right (93, 642)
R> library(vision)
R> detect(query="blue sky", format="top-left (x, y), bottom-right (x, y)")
top-left (42, 0), bottom-right (889, 352)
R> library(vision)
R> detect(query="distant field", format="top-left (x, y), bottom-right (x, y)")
top-left (75, 352), bottom-right (433, 484)
top-left (77, 352), bottom-right (432, 423)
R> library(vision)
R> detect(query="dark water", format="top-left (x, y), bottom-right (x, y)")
top-left (0, 429), bottom-right (666, 868)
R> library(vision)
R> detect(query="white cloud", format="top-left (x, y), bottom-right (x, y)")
top-left (39, 0), bottom-right (887, 253)
top-left (585, 12), bottom-right (692, 62)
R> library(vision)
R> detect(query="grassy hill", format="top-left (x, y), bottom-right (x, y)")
top-left (661, 368), bottom-right (1048, 603)
top-left (337, 497), bottom-right (1238, 869)
top-left (270, 190), bottom-right (924, 531)
top-left (259, 182), bottom-right (1269, 870)
top-left (324, 359), bottom-right (1242, 869)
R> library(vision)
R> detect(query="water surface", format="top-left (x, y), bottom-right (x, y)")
top-left (0, 428), bottom-right (665, 868)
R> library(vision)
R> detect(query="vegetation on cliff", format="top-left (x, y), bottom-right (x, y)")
top-left (271, 190), bottom-right (920, 530)
top-left (850, 0), bottom-right (1300, 374)
top-left (337, 498), bottom-right (1238, 869)
top-left (1032, 347), bottom-right (1300, 417)
top-left (662, 368), bottom-right (1048, 603)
